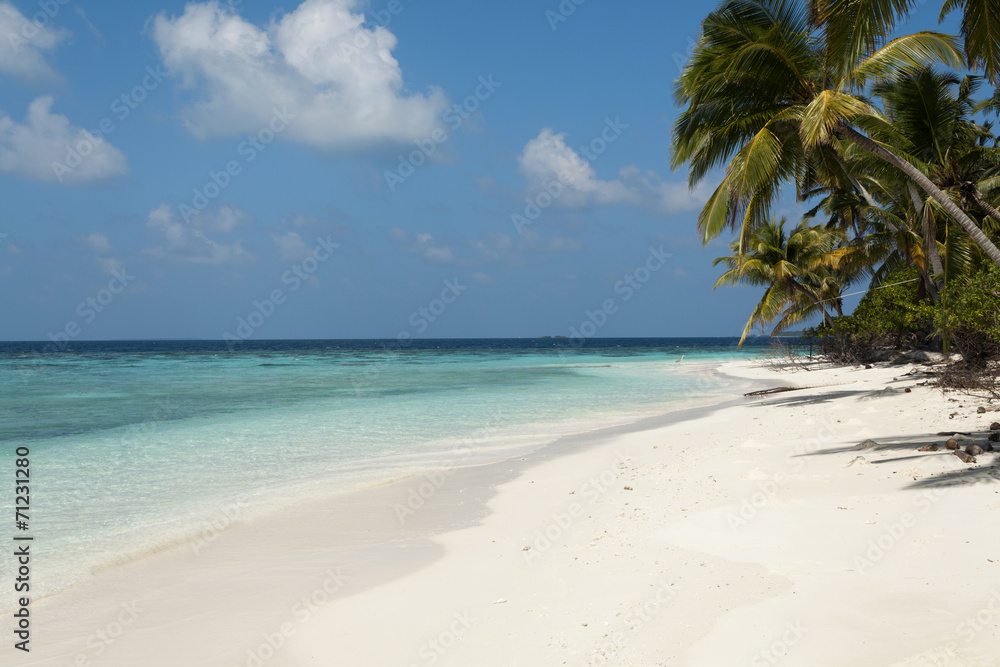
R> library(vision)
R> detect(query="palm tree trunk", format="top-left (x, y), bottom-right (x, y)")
top-left (907, 182), bottom-right (944, 299)
top-left (837, 122), bottom-right (1000, 269)
top-left (969, 187), bottom-right (1000, 227)
top-left (788, 280), bottom-right (833, 326)
top-left (850, 174), bottom-right (901, 234)
top-left (914, 261), bottom-right (937, 303)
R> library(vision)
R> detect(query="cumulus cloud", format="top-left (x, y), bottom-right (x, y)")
top-left (0, 97), bottom-right (128, 184)
top-left (144, 203), bottom-right (255, 265)
top-left (97, 256), bottom-right (124, 276)
top-left (518, 128), bottom-right (711, 216)
top-left (74, 7), bottom-right (104, 47)
top-left (389, 228), bottom-right (458, 265)
top-left (82, 232), bottom-right (114, 254)
top-left (151, 0), bottom-right (448, 150)
top-left (390, 227), bottom-right (581, 267)
top-left (0, 1), bottom-right (67, 80)
top-left (271, 231), bottom-right (311, 261)
top-left (189, 204), bottom-right (247, 233)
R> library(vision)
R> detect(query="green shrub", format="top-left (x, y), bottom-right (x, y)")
top-left (807, 263), bottom-right (1000, 370)
top-left (806, 266), bottom-right (934, 363)
top-left (936, 263), bottom-right (1000, 367)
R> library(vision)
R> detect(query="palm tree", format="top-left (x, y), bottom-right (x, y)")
top-left (671, 0), bottom-right (1000, 268)
top-left (870, 68), bottom-right (1000, 283)
top-left (714, 218), bottom-right (845, 346)
top-left (810, 0), bottom-right (1000, 85)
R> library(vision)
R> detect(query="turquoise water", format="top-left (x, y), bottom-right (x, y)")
top-left (0, 339), bottom-right (762, 604)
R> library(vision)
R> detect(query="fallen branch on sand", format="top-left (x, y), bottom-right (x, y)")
top-left (744, 386), bottom-right (811, 397)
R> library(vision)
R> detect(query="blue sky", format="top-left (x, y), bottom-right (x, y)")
top-left (0, 0), bottom-right (955, 341)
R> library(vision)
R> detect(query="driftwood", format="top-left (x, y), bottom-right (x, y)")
top-left (954, 450), bottom-right (977, 464)
top-left (744, 386), bottom-right (810, 397)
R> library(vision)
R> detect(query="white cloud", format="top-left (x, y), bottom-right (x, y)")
top-left (189, 204), bottom-right (247, 233)
top-left (82, 232), bottom-right (114, 254)
top-left (390, 227), bottom-right (581, 267)
top-left (518, 128), bottom-right (711, 216)
top-left (74, 7), bottom-right (104, 47)
top-left (144, 203), bottom-right (255, 265)
top-left (0, 96), bottom-right (129, 184)
top-left (389, 227), bottom-right (458, 265)
top-left (0, 1), bottom-right (67, 81)
top-left (271, 231), bottom-right (310, 261)
top-left (151, 0), bottom-right (449, 150)
top-left (97, 256), bottom-right (124, 276)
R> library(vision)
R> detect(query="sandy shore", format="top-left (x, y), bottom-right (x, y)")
top-left (22, 358), bottom-right (1000, 666)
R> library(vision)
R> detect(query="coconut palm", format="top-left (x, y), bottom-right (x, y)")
top-left (714, 218), bottom-right (845, 346)
top-left (870, 68), bottom-right (1000, 282)
top-left (810, 0), bottom-right (1000, 85)
top-left (672, 0), bottom-right (1000, 267)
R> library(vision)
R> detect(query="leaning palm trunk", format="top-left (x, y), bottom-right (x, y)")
top-left (788, 279), bottom-right (833, 326)
top-left (837, 122), bottom-right (1000, 268)
top-left (968, 188), bottom-right (1000, 229)
top-left (907, 183), bottom-right (945, 283)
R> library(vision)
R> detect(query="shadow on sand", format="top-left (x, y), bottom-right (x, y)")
top-left (784, 428), bottom-right (1000, 490)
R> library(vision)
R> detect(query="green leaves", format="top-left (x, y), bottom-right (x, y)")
top-left (814, 0), bottom-right (923, 82)
top-left (941, 0), bottom-right (1000, 84)
top-left (713, 217), bottom-right (845, 345)
top-left (673, 0), bottom-right (1000, 337)
top-left (699, 179), bottom-right (734, 243)
top-left (800, 91), bottom-right (874, 146)
top-left (851, 32), bottom-right (964, 85)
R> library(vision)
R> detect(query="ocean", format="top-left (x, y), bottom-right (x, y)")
top-left (0, 337), bottom-right (773, 606)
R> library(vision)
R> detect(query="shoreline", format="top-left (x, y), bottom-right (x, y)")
top-left (11, 358), bottom-right (750, 616)
top-left (21, 360), bottom-right (759, 665)
top-left (22, 357), bottom-right (1000, 665)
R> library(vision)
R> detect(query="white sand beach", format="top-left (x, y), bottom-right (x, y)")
top-left (25, 358), bottom-right (1000, 666)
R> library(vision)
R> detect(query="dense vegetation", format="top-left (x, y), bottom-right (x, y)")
top-left (672, 0), bottom-right (1000, 387)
